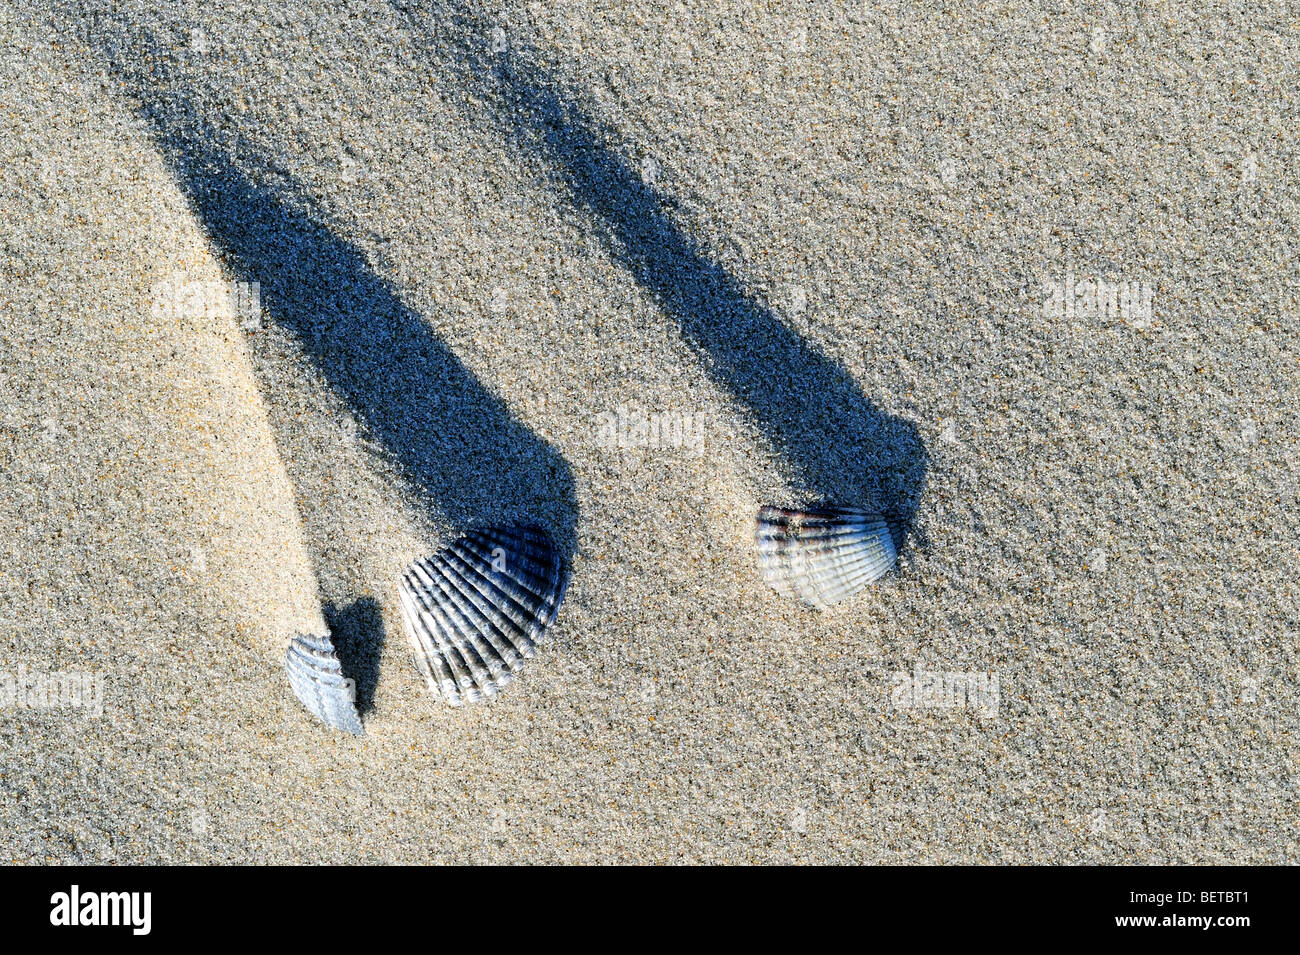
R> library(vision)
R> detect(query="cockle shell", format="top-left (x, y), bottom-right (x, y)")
top-left (398, 525), bottom-right (568, 706)
top-left (285, 632), bottom-right (363, 735)
top-left (755, 506), bottom-right (898, 609)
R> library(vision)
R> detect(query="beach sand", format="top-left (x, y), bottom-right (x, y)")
top-left (0, 0), bottom-right (1295, 862)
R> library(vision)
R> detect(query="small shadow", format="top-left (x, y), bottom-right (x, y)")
top-left (323, 597), bottom-right (385, 713)
top-left (398, 2), bottom-right (929, 544)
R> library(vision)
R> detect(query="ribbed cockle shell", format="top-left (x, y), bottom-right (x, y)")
top-left (285, 631), bottom-right (363, 734)
top-left (398, 525), bottom-right (567, 706)
top-left (755, 506), bottom-right (897, 609)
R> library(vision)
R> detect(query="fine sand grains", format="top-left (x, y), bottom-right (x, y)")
top-left (0, 1), bottom-right (1295, 862)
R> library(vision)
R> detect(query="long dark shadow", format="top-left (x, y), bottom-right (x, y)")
top-left (86, 24), bottom-right (579, 594)
top-left (396, 2), bottom-right (928, 542)
top-left (154, 125), bottom-right (576, 544)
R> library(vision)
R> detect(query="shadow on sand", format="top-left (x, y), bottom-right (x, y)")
top-left (396, 1), bottom-right (929, 545)
top-left (91, 30), bottom-right (580, 694)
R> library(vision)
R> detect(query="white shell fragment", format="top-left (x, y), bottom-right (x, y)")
top-left (398, 525), bottom-right (568, 706)
top-left (285, 632), bottom-right (363, 735)
top-left (755, 506), bottom-right (898, 610)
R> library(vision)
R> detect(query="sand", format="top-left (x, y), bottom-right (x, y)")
top-left (0, 0), bottom-right (1294, 863)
